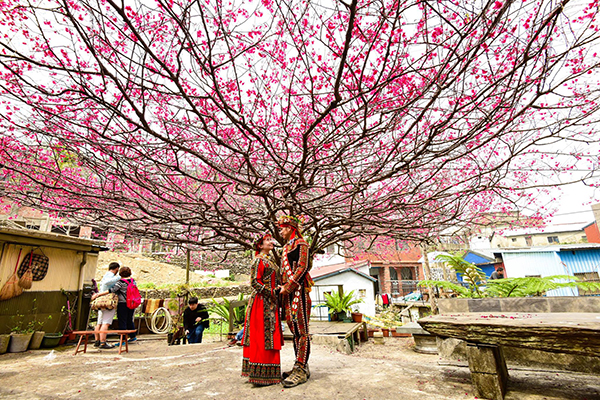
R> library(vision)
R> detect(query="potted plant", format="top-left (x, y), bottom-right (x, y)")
top-left (319, 290), bottom-right (364, 322)
top-left (28, 315), bottom-right (52, 350)
top-left (8, 315), bottom-right (34, 353)
top-left (351, 306), bottom-right (363, 323)
top-left (0, 333), bottom-right (10, 354)
top-left (41, 333), bottom-right (63, 348)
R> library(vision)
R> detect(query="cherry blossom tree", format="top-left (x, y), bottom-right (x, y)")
top-left (0, 0), bottom-right (599, 255)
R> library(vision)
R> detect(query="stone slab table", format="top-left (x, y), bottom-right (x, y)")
top-left (418, 312), bottom-right (600, 400)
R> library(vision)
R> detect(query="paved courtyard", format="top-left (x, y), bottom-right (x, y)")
top-left (0, 335), bottom-right (598, 399)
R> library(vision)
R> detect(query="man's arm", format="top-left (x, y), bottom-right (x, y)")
top-left (102, 273), bottom-right (121, 288)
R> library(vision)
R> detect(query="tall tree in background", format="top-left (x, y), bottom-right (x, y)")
top-left (0, 0), bottom-right (599, 254)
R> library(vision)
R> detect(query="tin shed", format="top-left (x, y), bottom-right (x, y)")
top-left (0, 227), bottom-right (105, 334)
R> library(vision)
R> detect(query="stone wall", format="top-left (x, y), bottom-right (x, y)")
top-left (437, 296), bottom-right (600, 314)
top-left (140, 284), bottom-right (252, 301)
top-left (436, 297), bottom-right (600, 373)
top-left (149, 252), bottom-right (252, 276)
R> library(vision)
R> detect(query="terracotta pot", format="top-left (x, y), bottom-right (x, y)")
top-left (381, 328), bottom-right (390, 337)
top-left (351, 312), bottom-right (363, 323)
top-left (367, 329), bottom-right (377, 338)
top-left (58, 333), bottom-right (69, 345)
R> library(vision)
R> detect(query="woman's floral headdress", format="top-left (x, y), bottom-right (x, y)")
top-left (252, 232), bottom-right (272, 253)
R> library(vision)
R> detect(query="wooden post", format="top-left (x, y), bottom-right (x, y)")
top-left (185, 248), bottom-right (190, 285)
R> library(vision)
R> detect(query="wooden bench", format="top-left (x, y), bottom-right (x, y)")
top-left (72, 330), bottom-right (138, 355)
top-left (418, 312), bottom-right (600, 400)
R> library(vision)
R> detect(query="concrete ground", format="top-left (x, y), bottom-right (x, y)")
top-left (0, 334), bottom-right (598, 400)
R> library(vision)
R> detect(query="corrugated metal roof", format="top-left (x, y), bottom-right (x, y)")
top-left (558, 250), bottom-right (600, 274)
top-left (501, 221), bottom-right (594, 237)
top-left (502, 251), bottom-right (575, 296)
top-left (497, 243), bottom-right (600, 253)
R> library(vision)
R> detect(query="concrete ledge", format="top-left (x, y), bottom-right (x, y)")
top-left (395, 322), bottom-right (430, 335)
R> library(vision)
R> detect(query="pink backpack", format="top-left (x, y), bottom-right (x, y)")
top-left (122, 279), bottom-right (141, 309)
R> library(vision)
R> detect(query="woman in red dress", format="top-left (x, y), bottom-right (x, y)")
top-left (241, 233), bottom-right (283, 386)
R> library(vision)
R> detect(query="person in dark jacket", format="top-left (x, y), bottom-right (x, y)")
top-left (490, 267), bottom-right (505, 280)
top-left (183, 297), bottom-right (209, 344)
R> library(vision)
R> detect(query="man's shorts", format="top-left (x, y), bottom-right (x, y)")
top-left (97, 308), bottom-right (117, 325)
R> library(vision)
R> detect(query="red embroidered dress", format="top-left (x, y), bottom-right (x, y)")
top-left (241, 254), bottom-right (283, 385)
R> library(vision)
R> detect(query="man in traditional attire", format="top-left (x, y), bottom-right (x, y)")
top-left (277, 215), bottom-right (313, 388)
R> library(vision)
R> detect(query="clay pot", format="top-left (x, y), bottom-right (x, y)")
top-left (351, 312), bottom-right (363, 323)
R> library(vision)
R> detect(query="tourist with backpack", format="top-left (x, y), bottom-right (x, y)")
top-left (93, 266), bottom-right (140, 344)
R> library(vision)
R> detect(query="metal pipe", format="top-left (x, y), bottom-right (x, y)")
top-left (75, 252), bottom-right (88, 331)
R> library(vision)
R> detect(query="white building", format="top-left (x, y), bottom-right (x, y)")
top-left (309, 260), bottom-right (376, 320)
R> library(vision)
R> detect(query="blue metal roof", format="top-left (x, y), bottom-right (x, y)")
top-left (463, 250), bottom-right (494, 265)
top-left (558, 249), bottom-right (600, 274)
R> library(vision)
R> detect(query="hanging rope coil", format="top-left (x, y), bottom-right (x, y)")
top-left (146, 307), bottom-right (173, 334)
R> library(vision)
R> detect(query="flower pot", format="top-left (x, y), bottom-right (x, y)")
top-left (381, 328), bottom-right (390, 337)
top-left (8, 333), bottom-right (33, 353)
top-left (68, 331), bottom-right (76, 341)
top-left (351, 312), bottom-right (363, 323)
top-left (29, 331), bottom-right (45, 350)
top-left (58, 333), bottom-right (69, 345)
top-left (0, 334), bottom-right (10, 354)
top-left (42, 333), bottom-right (63, 348)
top-left (336, 311), bottom-right (347, 321)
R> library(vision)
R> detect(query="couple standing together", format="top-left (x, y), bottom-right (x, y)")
top-left (241, 215), bottom-right (313, 388)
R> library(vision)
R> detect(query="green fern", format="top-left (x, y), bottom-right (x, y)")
top-left (319, 290), bottom-right (364, 314)
top-left (433, 254), bottom-right (486, 297)
top-left (207, 293), bottom-right (246, 326)
top-left (418, 280), bottom-right (470, 297)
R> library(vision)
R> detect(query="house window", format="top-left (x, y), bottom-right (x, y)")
top-left (400, 268), bottom-right (413, 280)
top-left (574, 272), bottom-right (600, 296)
top-left (511, 238), bottom-right (517, 242)
top-left (547, 236), bottom-right (559, 244)
top-left (525, 236), bottom-right (533, 246)
top-left (325, 244), bottom-right (336, 254)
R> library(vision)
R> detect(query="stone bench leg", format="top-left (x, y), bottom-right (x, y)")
top-left (466, 343), bottom-right (509, 400)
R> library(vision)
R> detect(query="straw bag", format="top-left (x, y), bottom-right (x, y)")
top-left (91, 293), bottom-right (118, 310)
top-left (18, 252), bottom-right (33, 289)
top-left (0, 250), bottom-right (24, 301)
top-left (17, 250), bottom-right (49, 282)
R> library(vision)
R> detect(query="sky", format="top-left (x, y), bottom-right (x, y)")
top-left (547, 181), bottom-right (599, 224)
